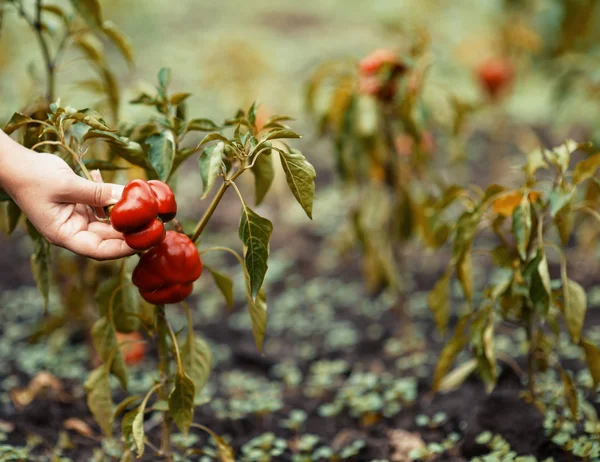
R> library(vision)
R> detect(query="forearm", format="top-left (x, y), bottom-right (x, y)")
top-left (0, 129), bottom-right (37, 196)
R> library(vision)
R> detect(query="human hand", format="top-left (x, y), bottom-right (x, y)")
top-left (0, 131), bottom-right (135, 260)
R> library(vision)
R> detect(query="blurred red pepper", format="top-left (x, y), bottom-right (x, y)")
top-left (132, 231), bottom-right (202, 304)
top-left (116, 331), bottom-right (146, 365)
top-left (110, 179), bottom-right (177, 251)
top-left (477, 57), bottom-right (514, 100)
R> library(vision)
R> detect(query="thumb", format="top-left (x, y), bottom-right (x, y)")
top-left (60, 176), bottom-right (124, 207)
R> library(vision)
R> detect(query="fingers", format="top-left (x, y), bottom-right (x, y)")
top-left (67, 229), bottom-right (136, 261)
top-left (57, 175), bottom-right (124, 207)
top-left (88, 221), bottom-right (126, 240)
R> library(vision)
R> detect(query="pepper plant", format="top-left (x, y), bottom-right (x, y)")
top-left (428, 140), bottom-right (600, 403)
top-left (306, 40), bottom-right (452, 294)
top-left (1, 1), bottom-right (316, 458)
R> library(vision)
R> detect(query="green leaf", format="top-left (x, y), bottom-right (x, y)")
top-left (91, 317), bottom-right (128, 390)
top-left (181, 334), bottom-right (213, 399)
top-left (26, 222), bottom-right (50, 311)
top-left (563, 279), bottom-right (586, 344)
top-left (1, 199), bottom-right (21, 235)
top-left (549, 184), bottom-right (575, 217)
top-left (261, 128), bottom-right (301, 142)
top-left (169, 373), bottom-right (195, 434)
top-left (146, 130), bottom-right (175, 181)
top-left (205, 265), bottom-right (234, 309)
top-left (95, 268), bottom-right (139, 333)
top-left (437, 359), bottom-right (477, 393)
top-left (4, 113), bottom-right (33, 135)
top-left (158, 67), bottom-right (171, 89)
top-left (432, 316), bottom-right (470, 392)
top-left (251, 150), bottom-right (274, 205)
top-left (428, 270), bottom-right (451, 334)
top-left (582, 339), bottom-right (600, 389)
top-left (277, 148), bottom-right (316, 219)
top-left (248, 101), bottom-right (258, 126)
top-left (184, 118), bottom-right (220, 133)
top-left (69, 0), bottom-right (102, 28)
top-left (102, 21), bottom-right (134, 66)
top-left (197, 132), bottom-right (231, 148)
top-left (239, 203), bottom-right (273, 300)
top-left (512, 194), bottom-right (531, 260)
top-left (199, 143), bottom-right (224, 199)
top-left (84, 366), bottom-right (113, 436)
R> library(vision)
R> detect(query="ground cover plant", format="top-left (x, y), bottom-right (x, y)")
top-left (1, 0), bottom-right (600, 461)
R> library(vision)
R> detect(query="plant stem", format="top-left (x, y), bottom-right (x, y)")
top-left (190, 168), bottom-right (245, 243)
top-left (525, 304), bottom-right (537, 398)
top-left (156, 305), bottom-right (173, 460)
top-left (33, 0), bottom-right (55, 102)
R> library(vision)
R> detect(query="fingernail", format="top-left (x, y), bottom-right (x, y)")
top-left (111, 185), bottom-right (124, 203)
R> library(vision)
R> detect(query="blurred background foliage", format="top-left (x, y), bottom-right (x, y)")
top-left (1, 0), bottom-right (600, 135)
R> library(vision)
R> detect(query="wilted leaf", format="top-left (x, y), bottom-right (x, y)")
top-left (95, 268), bottom-right (139, 333)
top-left (239, 203), bottom-right (273, 300)
top-left (432, 316), bottom-right (470, 392)
top-left (132, 408), bottom-right (145, 457)
top-left (26, 222), bottom-right (50, 311)
top-left (205, 265), bottom-right (234, 309)
top-left (559, 369), bottom-right (578, 419)
top-left (1, 200), bottom-right (21, 235)
top-left (492, 191), bottom-right (523, 217)
top-left (456, 246), bottom-right (473, 303)
top-left (582, 339), bottom-right (600, 389)
top-left (4, 113), bottom-right (33, 135)
top-left (181, 334), bottom-right (213, 399)
top-left (428, 270), bottom-right (451, 334)
top-left (146, 131), bottom-right (175, 181)
top-left (84, 366), bottom-right (113, 436)
top-left (170, 92), bottom-right (191, 106)
top-left (67, 113), bottom-right (110, 134)
top-left (512, 194), bottom-right (531, 260)
top-left (102, 21), bottom-right (134, 66)
top-left (277, 148), bottom-right (316, 219)
top-left (246, 284), bottom-right (267, 353)
top-left (524, 148), bottom-right (548, 180)
top-left (169, 373), bottom-right (195, 434)
top-left (91, 317), bottom-right (128, 390)
top-left (546, 140), bottom-right (578, 173)
top-left (196, 425), bottom-right (235, 462)
top-left (251, 151), bottom-right (274, 205)
top-left (69, 0), bottom-right (102, 28)
top-left (199, 142), bottom-right (224, 199)
top-left (114, 396), bottom-right (141, 419)
top-left (563, 279), bottom-right (586, 343)
top-left (437, 359), bottom-right (477, 393)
